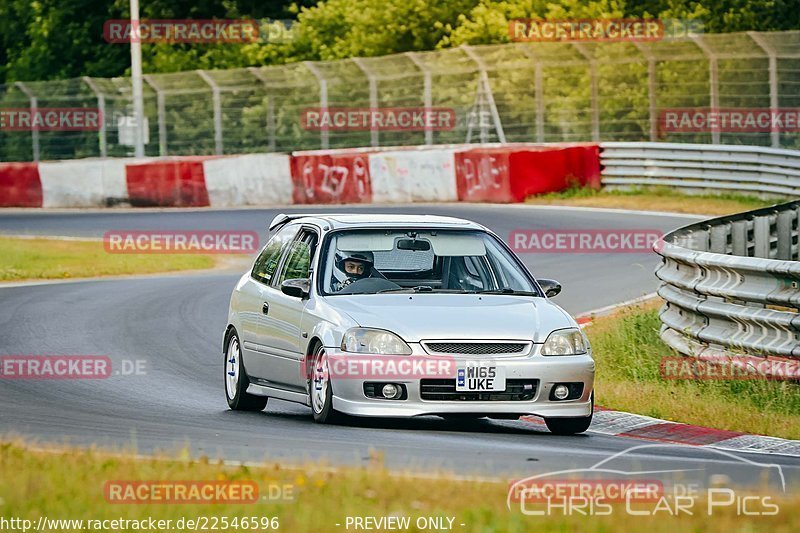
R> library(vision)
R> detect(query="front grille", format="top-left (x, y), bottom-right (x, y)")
top-left (420, 379), bottom-right (538, 401)
top-left (422, 341), bottom-right (530, 356)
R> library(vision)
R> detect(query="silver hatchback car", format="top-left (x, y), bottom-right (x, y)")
top-left (224, 214), bottom-right (595, 435)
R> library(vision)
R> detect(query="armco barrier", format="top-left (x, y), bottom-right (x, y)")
top-left (655, 200), bottom-right (800, 366)
top-left (0, 162), bottom-right (42, 207)
top-left (39, 159), bottom-right (131, 208)
top-left (203, 154), bottom-right (293, 207)
top-left (369, 148), bottom-right (458, 203)
top-left (455, 144), bottom-right (602, 202)
top-left (290, 151), bottom-right (372, 204)
top-left (600, 142), bottom-right (800, 196)
top-left (125, 157), bottom-right (212, 207)
top-left (0, 143), bottom-right (602, 208)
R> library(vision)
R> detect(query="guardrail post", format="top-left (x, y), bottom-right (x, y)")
top-left (753, 215), bottom-right (771, 258)
top-left (143, 75), bottom-right (167, 156)
top-left (248, 67), bottom-right (277, 152)
top-left (197, 70), bottom-right (224, 155)
top-left (304, 62), bottom-right (329, 149)
top-left (710, 224), bottom-right (729, 254)
top-left (405, 52), bottom-right (433, 146)
top-left (731, 220), bottom-right (748, 256)
top-left (352, 58), bottom-right (379, 147)
top-left (82, 77), bottom-right (108, 158)
top-left (776, 210), bottom-right (794, 260)
top-left (692, 228), bottom-right (709, 252)
top-left (748, 32), bottom-right (780, 148)
top-left (14, 82), bottom-right (40, 162)
top-left (691, 36), bottom-right (720, 145)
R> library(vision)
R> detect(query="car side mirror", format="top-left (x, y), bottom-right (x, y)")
top-left (538, 278), bottom-right (562, 298)
top-left (281, 278), bottom-right (310, 298)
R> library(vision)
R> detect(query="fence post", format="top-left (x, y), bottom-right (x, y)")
top-left (304, 62), bottom-right (329, 149)
top-left (691, 35), bottom-right (720, 145)
top-left (196, 70), bottom-right (223, 155)
top-left (82, 77), bottom-right (108, 158)
top-left (519, 48), bottom-right (545, 143)
top-left (748, 31), bottom-right (780, 148)
top-left (572, 43), bottom-right (600, 142)
top-left (634, 43), bottom-right (658, 142)
top-left (462, 45), bottom-right (506, 143)
top-left (352, 58), bottom-right (379, 147)
top-left (248, 67), bottom-right (277, 152)
top-left (143, 75), bottom-right (167, 156)
top-left (405, 52), bottom-right (433, 146)
top-left (14, 82), bottom-right (40, 162)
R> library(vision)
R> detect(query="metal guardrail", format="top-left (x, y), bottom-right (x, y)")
top-left (601, 142), bottom-right (800, 197)
top-left (655, 201), bottom-right (800, 362)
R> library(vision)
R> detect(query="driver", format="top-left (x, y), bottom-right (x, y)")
top-left (332, 251), bottom-right (375, 292)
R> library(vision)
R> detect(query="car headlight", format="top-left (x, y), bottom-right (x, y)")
top-left (541, 328), bottom-right (588, 356)
top-left (341, 328), bottom-right (412, 355)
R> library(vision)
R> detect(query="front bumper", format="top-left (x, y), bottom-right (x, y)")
top-left (326, 345), bottom-right (595, 419)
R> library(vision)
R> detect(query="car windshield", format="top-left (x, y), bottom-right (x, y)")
top-left (320, 229), bottom-right (539, 296)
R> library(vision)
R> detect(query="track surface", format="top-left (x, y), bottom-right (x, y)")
top-left (1, 204), bottom-right (797, 489)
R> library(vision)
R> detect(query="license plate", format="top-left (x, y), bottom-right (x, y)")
top-left (456, 363), bottom-right (506, 392)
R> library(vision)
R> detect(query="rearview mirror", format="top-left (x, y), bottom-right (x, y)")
top-left (397, 238), bottom-right (431, 251)
top-left (281, 278), bottom-right (310, 298)
top-left (538, 278), bottom-right (562, 298)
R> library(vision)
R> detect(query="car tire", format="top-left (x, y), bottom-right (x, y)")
top-left (224, 329), bottom-right (268, 412)
top-left (309, 345), bottom-right (341, 424)
top-left (544, 393), bottom-right (593, 435)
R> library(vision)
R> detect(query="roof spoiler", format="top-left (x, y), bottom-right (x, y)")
top-left (268, 213), bottom-right (327, 231)
top-left (268, 213), bottom-right (292, 231)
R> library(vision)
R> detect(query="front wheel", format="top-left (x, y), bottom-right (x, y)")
top-left (224, 330), bottom-right (268, 411)
top-left (544, 393), bottom-right (593, 435)
top-left (309, 345), bottom-right (341, 424)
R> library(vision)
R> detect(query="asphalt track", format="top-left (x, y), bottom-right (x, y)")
top-left (0, 204), bottom-right (798, 490)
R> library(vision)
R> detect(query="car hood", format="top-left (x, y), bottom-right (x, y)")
top-left (326, 294), bottom-right (575, 343)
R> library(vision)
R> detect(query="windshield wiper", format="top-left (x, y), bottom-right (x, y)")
top-left (470, 288), bottom-right (539, 296)
top-left (376, 286), bottom-right (467, 294)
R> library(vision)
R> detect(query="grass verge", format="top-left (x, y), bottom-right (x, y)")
top-left (0, 237), bottom-right (216, 281)
top-left (585, 300), bottom-right (800, 440)
top-left (0, 441), bottom-right (798, 532)
top-left (526, 186), bottom-right (788, 216)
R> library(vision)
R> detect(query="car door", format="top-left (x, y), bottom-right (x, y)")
top-left (260, 227), bottom-right (319, 392)
top-left (237, 224), bottom-right (299, 382)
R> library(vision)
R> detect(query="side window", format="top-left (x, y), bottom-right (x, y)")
top-left (277, 229), bottom-right (318, 285)
top-left (251, 226), bottom-right (299, 285)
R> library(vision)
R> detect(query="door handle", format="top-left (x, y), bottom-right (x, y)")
top-left (262, 302), bottom-right (270, 315)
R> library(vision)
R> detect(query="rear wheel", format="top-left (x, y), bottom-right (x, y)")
top-left (309, 345), bottom-right (341, 424)
top-left (224, 330), bottom-right (268, 411)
